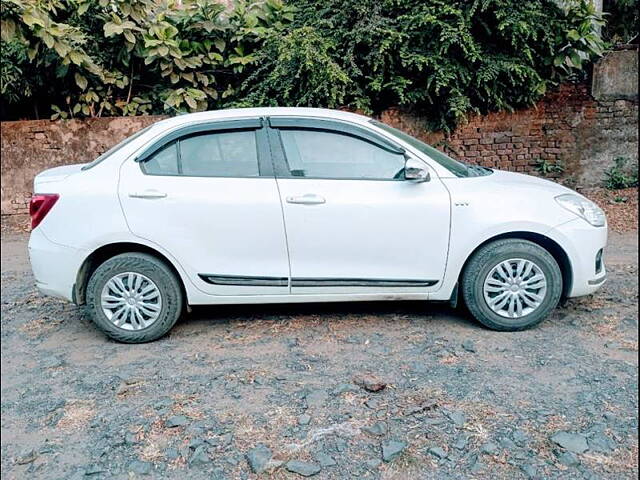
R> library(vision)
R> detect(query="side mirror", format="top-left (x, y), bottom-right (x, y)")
top-left (404, 157), bottom-right (430, 182)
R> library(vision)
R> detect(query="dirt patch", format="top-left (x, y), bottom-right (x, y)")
top-left (56, 400), bottom-right (96, 432)
top-left (583, 187), bottom-right (638, 233)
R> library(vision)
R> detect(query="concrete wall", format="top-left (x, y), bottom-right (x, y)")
top-left (1, 115), bottom-right (165, 215)
top-left (592, 48), bottom-right (639, 101)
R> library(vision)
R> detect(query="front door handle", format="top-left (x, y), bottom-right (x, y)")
top-left (286, 194), bottom-right (326, 205)
top-left (128, 190), bottom-right (167, 199)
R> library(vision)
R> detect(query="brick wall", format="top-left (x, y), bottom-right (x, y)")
top-left (1, 84), bottom-right (638, 217)
top-left (380, 83), bottom-right (638, 187)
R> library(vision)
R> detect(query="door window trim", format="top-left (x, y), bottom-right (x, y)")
top-left (268, 117), bottom-right (405, 154)
top-left (136, 118), bottom-right (274, 178)
top-left (266, 117), bottom-right (409, 181)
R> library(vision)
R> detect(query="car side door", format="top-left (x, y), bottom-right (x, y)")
top-left (118, 118), bottom-right (290, 297)
top-left (266, 117), bottom-right (451, 295)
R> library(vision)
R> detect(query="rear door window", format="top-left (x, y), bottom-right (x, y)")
top-left (180, 131), bottom-right (258, 177)
top-left (142, 130), bottom-right (259, 177)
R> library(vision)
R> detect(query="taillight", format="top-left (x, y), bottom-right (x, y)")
top-left (29, 194), bottom-right (59, 229)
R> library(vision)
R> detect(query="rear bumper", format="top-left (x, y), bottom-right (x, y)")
top-left (28, 228), bottom-right (86, 302)
top-left (548, 218), bottom-right (608, 298)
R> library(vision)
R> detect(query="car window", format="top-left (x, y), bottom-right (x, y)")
top-left (180, 130), bottom-right (259, 177)
top-left (143, 142), bottom-right (179, 175)
top-left (279, 129), bottom-right (405, 180)
top-left (142, 130), bottom-right (260, 177)
top-left (370, 119), bottom-right (491, 177)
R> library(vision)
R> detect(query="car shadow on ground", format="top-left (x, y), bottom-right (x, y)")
top-left (185, 300), bottom-right (478, 331)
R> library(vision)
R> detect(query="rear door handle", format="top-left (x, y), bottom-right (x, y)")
top-left (128, 190), bottom-right (167, 199)
top-left (286, 194), bottom-right (326, 205)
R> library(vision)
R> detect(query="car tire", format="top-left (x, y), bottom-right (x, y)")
top-left (86, 252), bottom-right (183, 343)
top-left (461, 239), bottom-right (562, 331)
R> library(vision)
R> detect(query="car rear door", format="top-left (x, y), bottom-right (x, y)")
top-left (118, 118), bottom-right (290, 296)
top-left (266, 117), bottom-right (451, 295)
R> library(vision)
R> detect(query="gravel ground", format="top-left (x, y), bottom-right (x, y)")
top-left (1, 231), bottom-right (638, 479)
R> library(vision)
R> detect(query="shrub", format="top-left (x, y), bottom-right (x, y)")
top-left (603, 0), bottom-right (639, 43)
top-left (235, 27), bottom-right (352, 109)
top-left (1, 0), bottom-right (295, 119)
top-left (604, 157), bottom-right (639, 190)
top-left (535, 158), bottom-right (566, 176)
top-left (286, 0), bottom-right (606, 130)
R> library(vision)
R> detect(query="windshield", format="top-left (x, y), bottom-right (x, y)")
top-left (82, 125), bottom-right (154, 170)
top-left (370, 120), bottom-right (490, 178)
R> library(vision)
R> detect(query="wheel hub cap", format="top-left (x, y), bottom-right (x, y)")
top-left (483, 259), bottom-right (547, 319)
top-left (101, 272), bottom-right (162, 330)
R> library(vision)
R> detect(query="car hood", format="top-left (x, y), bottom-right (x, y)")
top-left (441, 169), bottom-right (589, 229)
top-left (483, 170), bottom-right (575, 196)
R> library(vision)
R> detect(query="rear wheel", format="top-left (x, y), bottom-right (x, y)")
top-left (86, 253), bottom-right (183, 343)
top-left (462, 239), bottom-right (562, 331)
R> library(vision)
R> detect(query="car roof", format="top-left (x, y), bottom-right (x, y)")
top-left (152, 107), bottom-right (372, 129)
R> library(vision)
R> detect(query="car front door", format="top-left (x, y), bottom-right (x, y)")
top-left (267, 117), bottom-right (451, 295)
top-left (118, 119), bottom-right (290, 296)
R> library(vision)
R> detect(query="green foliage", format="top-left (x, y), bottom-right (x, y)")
top-left (553, 1), bottom-right (606, 73)
top-left (535, 158), bottom-right (565, 176)
top-left (0, 40), bottom-right (31, 103)
top-left (286, 0), bottom-right (607, 130)
top-left (236, 27), bottom-right (351, 108)
top-left (603, 0), bottom-right (639, 43)
top-left (1, 0), bottom-right (610, 128)
top-left (2, 0), bottom-right (294, 118)
top-left (603, 157), bottom-right (639, 190)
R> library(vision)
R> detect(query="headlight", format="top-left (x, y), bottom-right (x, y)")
top-left (555, 194), bottom-right (606, 227)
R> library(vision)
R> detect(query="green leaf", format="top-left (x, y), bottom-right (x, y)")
top-left (185, 95), bottom-right (197, 109)
top-left (0, 20), bottom-right (16, 41)
top-left (124, 30), bottom-right (136, 44)
top-left (53, 41), bottom-right (70, 58)
top-left (569, 51), bottom-right (582, 68)
top-left (104, 23), bottom-right (123, 37)
top-left (567, 29), bottom-right (580, 41)
top-left (68, 51), bottom-right (84, 66)
top-left (78, 2), bottom-right (90, 15)
top-left (41, 32), bottom-right (55, 49)
top-left (75, 73), bottom-right (88, 90)
top-left (22, 12), bottom-right (44, 28)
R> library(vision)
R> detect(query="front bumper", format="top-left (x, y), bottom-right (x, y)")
top-left (28, 228), bottom-right (85, 302)
top-left (548, 218), bottom-right (608, 298)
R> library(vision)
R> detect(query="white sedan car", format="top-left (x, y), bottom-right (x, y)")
top-left (28, 108), bottom-right (607, 343)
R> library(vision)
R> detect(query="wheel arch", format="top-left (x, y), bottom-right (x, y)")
top-left (458, 231), bottom-right (573, 299)
top-left (74, 242), bottom-right (188, 305)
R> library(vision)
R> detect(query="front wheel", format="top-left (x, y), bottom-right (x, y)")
top-left (86, 252), bottom-right (183, 343)
top-left (462, 239), bottom-right (563, 331)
